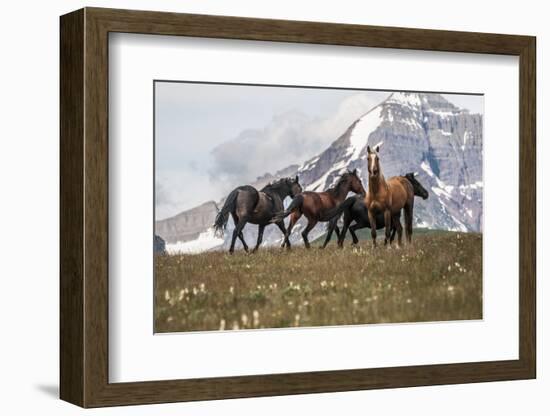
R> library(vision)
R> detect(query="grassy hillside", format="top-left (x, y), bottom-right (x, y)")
top-left (155, 230), bottom-right (482, 333)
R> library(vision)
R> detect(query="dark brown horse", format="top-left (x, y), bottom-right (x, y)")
top-left (272, 170), bottom-right (365, 249)
top-left (324, 172), bottom-right (429, 247)
top-left (213, 177), bottom-right (302, 254)
top-left (364, 145), bottom-right (415, 246)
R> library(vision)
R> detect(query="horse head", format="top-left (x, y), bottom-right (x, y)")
top-left (288, 175), bottom-right (303, 197)
top-left (346, 168), bottom-right (366, 195)
top-left (367, 144), bottom-right (382, 177)
top-left (405, 172), bottom-right (429, 200)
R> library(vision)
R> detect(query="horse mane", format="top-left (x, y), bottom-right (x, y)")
top-left (261, 177), bottom-right (289, 193)
top-left (326, 173), bottom-right (350, 196)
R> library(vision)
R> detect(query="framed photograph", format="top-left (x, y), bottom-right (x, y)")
top-left (60, 7), bottom-right (536, 407)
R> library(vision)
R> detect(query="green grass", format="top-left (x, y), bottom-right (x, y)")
top-left (311, 227), bottom-right (447, 246)
top-left (155, 230), bottom-right (482, 333)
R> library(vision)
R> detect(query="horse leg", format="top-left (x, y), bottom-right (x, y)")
top-left (367, 210), bottom-right (377, 247)
top-left (231, 213), bottom-right (248, 252)
top-left (284, 211), bottom-right (301, 249)
top-left (230, 217), bottom-right (248, 254)
top-left (338, 215), bottom-right (352, 248)
top-left (392, 213), bottom-right (403, 247)
top-left (302, 219), bottom-right (318, 249)
top-left (252, 224), bottom-right (265, 253)
top-left (404, 202), bottom-right (414, 244)
top-left (349, 221), bottom-right (366, 246)
top-left (274, 221), bottom-right (287, 248)
top-left (383, 209), bottom-right (392, 246)
top-left (321, 218), bottom-right (337, 249)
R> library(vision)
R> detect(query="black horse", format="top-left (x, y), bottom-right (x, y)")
top-left (213, 177), bottom-right (302, 253)
top-left (324, 172), bottom-right (429, 248)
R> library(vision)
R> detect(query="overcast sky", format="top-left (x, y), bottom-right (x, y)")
top-left (155, 82), bottom-right (483, 219)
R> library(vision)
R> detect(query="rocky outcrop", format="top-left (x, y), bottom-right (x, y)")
top-left (155, 201), bottom-right (219, 244)
top-left (154, 234), bottom-right (166, 255)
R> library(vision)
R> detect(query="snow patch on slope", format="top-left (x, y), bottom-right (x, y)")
top-left (420, 161), bottom-right (434, 177)
top-left (386, 92), bottom-right (422, 108)
top-left (462, 131), bottom-right (470, 151)
top-left (166, 228), bottom-right (224, 254)
top-left (426, 109), bottom-right (459, 118)
top-left (299, 155), bottom-right (320, 171)
top-left (348, 107), bottom-right (383, 160)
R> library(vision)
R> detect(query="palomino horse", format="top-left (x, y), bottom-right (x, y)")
top-left (365, 145), bottom-right (416, 247)
top-left (213, 177), bottom-right (302, 254)
top-left (272, 170), bottom-right (365, 249)
top-left (324, 172), bottom-right (428, 247)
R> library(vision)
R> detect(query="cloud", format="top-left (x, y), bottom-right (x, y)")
top-left (155, 90), bottom-right (390, 218)
top-left (155, 171), bottom-right (227, 220)
top-left (209, 92), bottom-right (389, 185)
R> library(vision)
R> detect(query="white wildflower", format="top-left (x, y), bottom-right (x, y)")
top-left (253, 310), bottom-right (260, 327)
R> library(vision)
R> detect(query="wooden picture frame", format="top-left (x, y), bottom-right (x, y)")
top-left (60, 7), bottom-right (536, 408)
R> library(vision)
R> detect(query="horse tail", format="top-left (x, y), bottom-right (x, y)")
top-left (321, 196), bottom-right (356, 222)
top-left (270, 194), bottom-right (304, 223)
top-left (213, 188), bottom-right (239, 236)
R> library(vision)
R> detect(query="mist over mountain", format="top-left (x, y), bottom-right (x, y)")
top-left (156, 92), bottom-right (483, 252)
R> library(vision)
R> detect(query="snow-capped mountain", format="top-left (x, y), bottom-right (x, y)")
top-left (156, 92), bottom-right (483, 252)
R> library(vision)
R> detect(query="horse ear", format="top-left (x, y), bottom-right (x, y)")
top-left (375, 145), bottom-right (380, 153)
top-left (367, 145), bottom-right (371, 154)
top-left (352, 168), bottom-right (357, 176)
top-left (295, 175), bottom-right (299, 183)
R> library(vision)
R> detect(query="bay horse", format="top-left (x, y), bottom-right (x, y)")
top-left (364, 144), bottom-right (416, 247)
top-left (213, 176), bottom-right (302, 254)
top-left (324, 172), bottom-right (429, 248)
top-left (272, 169), bottom-right (365, 249)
